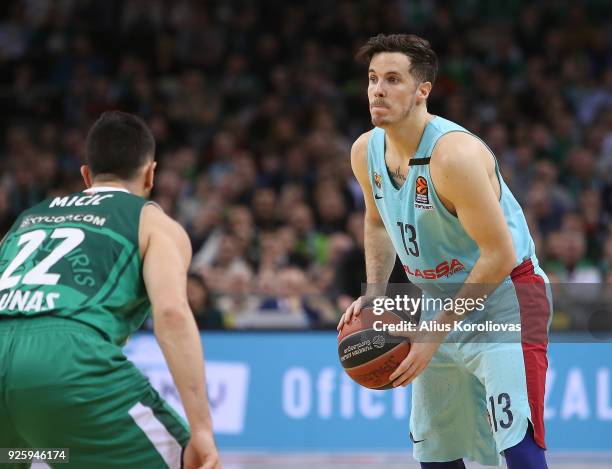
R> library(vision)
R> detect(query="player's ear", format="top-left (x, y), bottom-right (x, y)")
top-left (417, 81), bottom-right (432, 103)
top-left (80, 165), bottom-right (94, 188)
top-left (144, 160), bottom-right (156, 190)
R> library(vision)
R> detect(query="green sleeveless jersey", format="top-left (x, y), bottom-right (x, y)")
top-left (0, 187), bottom-right (152, 345)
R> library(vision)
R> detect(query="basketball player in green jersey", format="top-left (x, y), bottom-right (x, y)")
top-left (0, 112), bottom-right (219, 468)
top-left (338, 35), bottom-right (550, 468)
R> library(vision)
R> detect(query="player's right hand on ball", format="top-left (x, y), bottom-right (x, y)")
top-left (183, 430), bottom-right (221, 469)
top-left (337, 296), bottom-right (367, 331)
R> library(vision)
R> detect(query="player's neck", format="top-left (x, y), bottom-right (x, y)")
top-left (384, 110), bottom-right (433, 161)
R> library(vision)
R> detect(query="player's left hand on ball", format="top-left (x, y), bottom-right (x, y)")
top-left (388, 331), bottom-right (443, 387)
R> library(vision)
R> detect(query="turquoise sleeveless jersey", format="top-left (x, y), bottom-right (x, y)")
top-left (367, 116), bottom-right (543, 296)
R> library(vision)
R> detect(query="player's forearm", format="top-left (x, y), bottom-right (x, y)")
top-left (154, 309), bottom-right (214, 433)
top-left (364, 217), bottom-right (397, 297)
top-left (466, 248), bottom-right (515, 285)
top-left (436, 250), bottom-right (515, 329)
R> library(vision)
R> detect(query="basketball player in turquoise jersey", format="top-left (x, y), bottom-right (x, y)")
top-left (338, 35), bottom-right (551, 468)
top-left (0, 112), bottom-right (219, 468)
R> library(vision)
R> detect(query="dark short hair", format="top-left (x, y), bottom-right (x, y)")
top-left (356, 34), bottom-right (438, 84)
top-left (85, 111), bottom-right (155, 180)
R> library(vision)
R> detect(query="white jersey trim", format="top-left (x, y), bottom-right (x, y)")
top-left (128, 402), bottom-right (182, 469)
top-left (84, 186), bottom-right (130, 193)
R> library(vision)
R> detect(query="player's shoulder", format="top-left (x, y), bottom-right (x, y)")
top-left (352, 129), bottom-right (373, 154)
top-left (432, 130), bottom-right (489, 172)
top-left (350, 129), bottom-right (374, 168)
top-left (141, 203), bottom-right (189, 247)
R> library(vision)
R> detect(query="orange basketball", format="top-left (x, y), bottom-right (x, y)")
top-left (337, 307), bottom-right (410, 390)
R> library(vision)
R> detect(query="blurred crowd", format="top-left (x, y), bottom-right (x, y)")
top-left (1, 0), bottom-right (611, 331)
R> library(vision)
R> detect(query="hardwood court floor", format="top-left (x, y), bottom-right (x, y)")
top-left (30, 451), bottom-right (612, 468)
top-left (220, 452), bottom-right (612, 469)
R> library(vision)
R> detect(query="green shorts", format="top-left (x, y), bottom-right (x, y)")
top-left (0, 316), bottom-right (190, 469)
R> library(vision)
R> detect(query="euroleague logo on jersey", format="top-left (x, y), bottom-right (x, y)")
top-left (415, 176), bottom-right (433, 210)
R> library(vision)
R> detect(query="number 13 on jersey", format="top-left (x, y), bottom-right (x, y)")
top-left (397, 221), bottom-right (419, 257)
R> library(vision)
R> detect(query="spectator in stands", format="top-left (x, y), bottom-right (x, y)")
top-left (333, 212), bottom-right (366, 312)
top-left (187, 273), bottom-right (225, 330)
top-left (217, 269), bottom-right (261, 328)
top-left (198, 231), bottom-right (252, 294)
top-left (289, 203), bottom-right (328, 266)
top-left (251, 187), bottom-right (279, 231)
top-left (258, 267), bottom-right (336, 327)
top-left (545, 230), bottom-right (601, 283)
